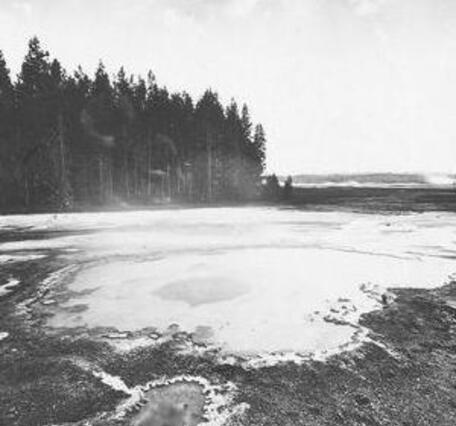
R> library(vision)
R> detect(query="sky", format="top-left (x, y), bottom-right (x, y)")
top-left (1, 0), bottom-right (456, 175)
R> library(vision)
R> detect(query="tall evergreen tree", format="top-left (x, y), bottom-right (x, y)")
top-left (16, 37), bottom-right (66, 208)
top-left (240, 104), bottom-right (252, 145)
top-left (0, 50), bottom-right (14, 125)
top-left (86, 61), bottom-right (116, 201)
top-left (223, 100), bottom-right (243, 198)
top-left (194, 90), bottom-right (225, 201)
top-left (0, 50), bottom-right (17, 209)
top-left (253, 123), bottom-right (266, 171)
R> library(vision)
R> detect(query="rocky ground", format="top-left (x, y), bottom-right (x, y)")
top-left (1, 250), bottom-right (456, 426)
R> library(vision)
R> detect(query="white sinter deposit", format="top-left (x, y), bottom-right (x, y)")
top-left (1, 207), bottom-right (456, 357)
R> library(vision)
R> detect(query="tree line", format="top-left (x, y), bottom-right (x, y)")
top-left (0, 37), bottom-right (267, 212)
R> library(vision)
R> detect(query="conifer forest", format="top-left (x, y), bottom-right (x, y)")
top-left (0, 38), bottom-right (267, 212)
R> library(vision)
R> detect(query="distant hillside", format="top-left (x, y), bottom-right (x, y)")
top-left (280, 173), bottom-right (456, 188)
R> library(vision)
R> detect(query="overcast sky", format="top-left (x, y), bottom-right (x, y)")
top-left (1, 0), bottom-right (456, 174)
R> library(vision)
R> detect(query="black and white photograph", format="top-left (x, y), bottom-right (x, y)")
top-left (1, 0), bottom-right (456, 425)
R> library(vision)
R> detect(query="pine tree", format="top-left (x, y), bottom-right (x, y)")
top-left (223, 100), bottom-right (243, 198)
top-left (283, 175), bottom-right (293, 199)
top-left (0, 50), bottom-right (14, 125)
top-left (240, 104), bottom-right (252, 144)
top-left (65, 66), bottom-right (91, 203)
top-left (194, 90), bottom-right (225, 201)
top-left (0, 50), bottom-right (17, 209)
top-left (17, 37), bottom-right (65, 208)
top-left (0, 50), bottom-right (14, 142)
top-left (86, 61), bottom-right (116, 202)
top-left (263, 174), bottom-right (280, 200)
top-left (253, 123), bottom-right (266, 171)
top-left (240, 104), bottom-right (260, 197)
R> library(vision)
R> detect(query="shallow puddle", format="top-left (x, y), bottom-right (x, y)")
top-left (132, 382), bottom-right (205, 426)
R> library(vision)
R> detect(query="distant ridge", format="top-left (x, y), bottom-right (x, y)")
top-left (279, 173), bottom-right (456, 188)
